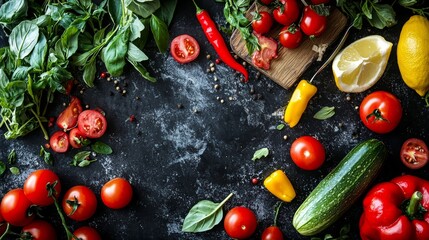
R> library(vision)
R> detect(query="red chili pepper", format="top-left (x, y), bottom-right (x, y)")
top-left (192, 1), bottom-right (249, 82)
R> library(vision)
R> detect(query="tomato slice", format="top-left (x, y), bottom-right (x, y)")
top-left (56, 97), bottom-right (83, 131)
top-left (78, 110), bottom-right (107, 138)
top-left (400, 138), bottom-right (428, 169)
top-left (252, 34), bottom-right (278, 70)
top-left (69, 128), bottom-right (88, 148)
top-left (49, 131), bottom-right (69, 153)
top-left (170, 34), bottom-right (200, 64)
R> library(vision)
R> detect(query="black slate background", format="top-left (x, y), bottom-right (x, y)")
top-left (0, 1), bottom-right (428, 240)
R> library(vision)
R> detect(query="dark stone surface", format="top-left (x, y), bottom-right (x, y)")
top-left (0, 1), bottom-right (428, 240)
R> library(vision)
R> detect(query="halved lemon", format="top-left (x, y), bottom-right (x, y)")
top-left (332, 35), bottom-right (393, 93)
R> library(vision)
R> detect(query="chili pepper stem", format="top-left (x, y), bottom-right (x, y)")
top-left (191, 0), bottom-right (202, 14)
top-left (407, 191), bottom-right (423, 217)
top-left (273, 201), bottom-right (283, 226)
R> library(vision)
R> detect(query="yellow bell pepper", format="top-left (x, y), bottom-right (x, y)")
top-left (264, 170), bottom-right (296, 202)
top-left (284, 79), bottom-right (317, 128)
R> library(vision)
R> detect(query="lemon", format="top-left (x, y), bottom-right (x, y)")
top-left (397, 15), bottom-right (429, 97)
top-left (332, 35), bottom-right (392, 93)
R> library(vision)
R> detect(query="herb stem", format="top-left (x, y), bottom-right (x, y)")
top-left (0, 223), bottom-right (10, 240)
top-left (52, 196), bottom-right (77, 240)
top-left (30, 108), bottom-right (48, 140)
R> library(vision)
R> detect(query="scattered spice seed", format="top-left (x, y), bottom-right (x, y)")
top-left (114, 80), bottom-right (119, 85)
top-left (346, 95), bottom-right (351, 101)
top-left (100, 72), bottom-right (108, 79)
top-left (48, 117), bottom-right (55, 127)
top-left (115, 86), bottom-right (121, 91)
top-left (206, 54), bottom-right (211, 60)
top-left (129, 115), bottom-right (136, 122)
top-left (107, 77), bottom-right (112, 82)
top-left (85, 104), bottom-right (89, 109)
top-left (177, 103), bottom-right (184, 109)
top-left (251, 177), bottom-right (259, 185)
top-left (210, 66), bottom-right (215, 72)
top-left (209, 62), bottom-right (215, 68)
top-left (215, 58), bottom-right (221, 64)
top-left (214, 84), bottom-right (220, 90)
top-left (214, 76), bottom-right (218, 81)
top-left (242, 61), bottom-right (247, 66)
top-left (249, 87), bottom-right (255, 95)
top-left (220, 99), bottom-right (224, 103)
top-left (283, 135), bottom-right (288, 140)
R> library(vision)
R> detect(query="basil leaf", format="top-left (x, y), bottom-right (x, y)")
top-left (154, 0), bottom-right (177, 26)
top-left (399, 0), bottom-right (418, 7)
top-left (366, 3), bottom-right (397, 29)
top-left (61, 25), bottom-right (80, 59)
top-left (9, 20), bottom-right (39, 59)
top-left (83, 58), bottom-right (97, 87)
top-left (92, 141), bottom-right (113, 155)
top-left (276, 124), bottom-right (285, 131)
top-left (29, 33), bottom-right (47, 69)
top-left (313, 106), bottom-right (335, 120)
top-left (101, 27), bottom-right (130, 76)
top-left (150, 14), bottom-right (169, 53)
top-left (126, 0), bottom-right (160, 18)
top-left (252, 147), bottom-right (269, 161)
top-left (9, 166), bottom-right (20, 175)
top-left (70, 151), bottom-right (96, 167)
top-left (0, 162), bottom-right (6, 175)
top-left (108, 0), bottom-right (122, 25)
top-left (0, 0), bottom-right (28, 25)
top-left (127, 43), bottom-right (148, 62)
top-left (128, 59), bottom-right (156, 82)
top-left (40, 145), bottom-right (54, 165)
top-left (182, 193), bottom-right (233, 232)
top-left (7, 149), bottom-right (16, 165)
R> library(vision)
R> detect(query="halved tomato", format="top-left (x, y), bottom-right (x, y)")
top-left (56, 97), bottom-right (83, 131)
top-left (251, 34), bottom-right (278, 70)
top-left (77, 110), bottom-right (107, 138)
top-left (170, 34), bottom-right (200, 64)
top-left (69, 128), bottom-right (89, 148)
top-left (49, 131), bottom-right (69, 153)
top-left (400, 138), bottom-right (428, 169)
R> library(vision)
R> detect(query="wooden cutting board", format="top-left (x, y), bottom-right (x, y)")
top-left (230, 3), bottom-right (348, 89)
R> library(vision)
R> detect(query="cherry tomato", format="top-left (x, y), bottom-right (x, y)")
top-left (77, 109), bottom-right (107, 138)
top-left (400, 138), bottom-right (429, 169)
top-left (170, 34), bottom-right (200, 64)
top-left (359, 91), bottom-right (402, 134)
top-left (262, 226), bottom-right (284, 240)
top-left (62, 186), bottom-right (97, 222)
top-left (24, 169), bottom-right (61, 206)
top-left (69, 127), bottom-right (88, 148)
top-left (21, 220), bottom-right (57, 240)
top-left (300, 6), bottom-right (327, 37)
top-left (260, 0), bottom-right (274, 5)
top-left (278, 24), bottom-right (303, 49)
top-left (224, 206), bottom-right (257, 239)
top-left (252, 11), bottom-right (273, 35)
top-left (311, 0), bottom-right (330, 4)
top-left (49, 131), bottom-right (69, 153)
top-left (72, 226), bottom-right (102, 240)
top-left (56, 97), bottom-right (83, 131)
top-left (272, 0), bottom-right (300, 26)
top-left (101, 178), bottom-right (133, 209)
top-left (290, 136), bottom-right (325, 170)
top-left (0, 189), bottom-right (35, 226)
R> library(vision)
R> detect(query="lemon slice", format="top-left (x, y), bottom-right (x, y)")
top-left (332, 35), bottom-right (392, 93)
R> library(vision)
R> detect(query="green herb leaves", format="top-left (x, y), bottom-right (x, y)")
top-left (91, 141), bottom-right (113, 155)
top-left (314, 106), bottom-right (335, 120)
top-left (252, 147), bottom-right (269, 161)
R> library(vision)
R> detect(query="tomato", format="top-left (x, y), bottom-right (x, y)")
top-left (359, 91), bottom-right (403, 134)
top-left (224, 206), bottom-right (257, 239)
top-left (69, 127), bottom-right (88, 148)
top-left (278, 24), bottom-right (303, 49)
top-left (260, 0), bottom-right (274, 5)
top-left (262, 226), bottom-right (284, 240)
top-left (21, 220), bottom-right (57, 240)
top-left (62, 186), bottom-right (97, 222)
top-left (77, 110), bottom-right (107, 138)
top-left (252, 34), bottom-right (278, 70)
top-left (64, 79), bottom-right (74, 95)
top-left (170, 34), bottom-right (200, 64)
top-left (400, 138), bottom-right (429, 169)
top-left (24, 169), bottom-right (61, 206)
top-left (272, 0), bottom-right (300, 26)
top-left (300, 6), bottom-right (327, 37)
top-left (101, 178), bottom-right (133, 209)
top-left (49, 131), bottom-right (69, 153)
top-left (290, 136), bottom-right (325, 170)
top-left (252, 11), bottom-right (273, 35)
top-left (56, 97), bottom-right (83, 131)
top-left (72, 226), bottom-right (102, 240)
top-left (0, 189), bottom-right (35, 226)
top-left (311, 0), bottom-right (330, 4)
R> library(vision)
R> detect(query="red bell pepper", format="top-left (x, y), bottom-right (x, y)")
top-left (359, 175), bottom-right (429, 240)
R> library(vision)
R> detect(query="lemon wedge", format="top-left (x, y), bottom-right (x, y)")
top-left (332, 35), bottom-right (392, 93)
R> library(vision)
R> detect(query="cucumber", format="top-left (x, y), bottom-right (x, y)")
top-left (292, 139), bottom-right (387, 236)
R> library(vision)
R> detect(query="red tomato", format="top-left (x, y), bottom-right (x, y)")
top-left (400, 138), bottom-right (429, 169)
top-left (252, 34), bottom-right (278, 70)
top-left (101, 178), bottom-right (133, 209)
top-left (64, 79), bottom-right (74, 95)
top-left (69, 127), bottom-right (88, 148)
top-left (0, 189), bottom-right (35, 226)
top-left (49, 131), bottom-right (69, 153)
top-left (359, 91), bottom-right (402, 134)
top-left (252, 11), bottom-right (273, 35)
top-left (262, 226), bottom-right (284, 240)
top-left (170, 34), bottom-right (200, 64)
top-left (260, 0), bottom-right (274, 4)
top-left (224, 206), bottom-right (257, 239)
top-left (311, 0), bottom-right (330, 4)
top-left (21, 220), bottom-right (57, 240)
top-left (72, 226), bottom-right (102, 240)
top-left (24, 169), bottom-right (61, 206)
top-left (56, 97), bottom-right (82, 131)
top-left (278, 24), bottom-right (303, 49)
top-left (77, 110), bottom-right (107, 138)
top-left (272, 0), bottom-right (300, 26)
top-left (62, 186), bottom-right (97, 222)
top-left (290, 136), bottom-right (325, 170)
top-left (300, 6), bottom-right (327, 37)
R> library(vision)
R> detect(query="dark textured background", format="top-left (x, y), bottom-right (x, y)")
top-left (0, 1), bottom-right (428, 239)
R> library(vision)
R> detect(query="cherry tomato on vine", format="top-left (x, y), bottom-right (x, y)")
top-left (69, 127), bottom-right (88, 149)
top-left (290, 136), bottom-right (325, 170)
top-left (252, 11), bottom-right (273, 35)
top-left (56, 97), bottom-right (82, 131)
top-left (262, 226), bottom-right (284, 240)
top-left (273, 0), bottom-right (300, 26)
top-left (359, 91), bottom-right (402, 134)
top-left (21, 220), bottom-right (57, 240)
top-left (62, 186), bottom-right (97, 222)
top-left (170, 34), bottom-right (200, 64)
top-left (49, 131), bottom-right (69, 153)
top-left (300, 6), bottom-right (327, 37)
top-left (101, 178), bottom-right (133, 209)
top-left (400, 138), bottom-right (429, 169)
top-left (24, 169), bottom-right (61, 206)
top-left (0, 189), bottom-right (35, 226)
top-left (72, 226), bottom-right (102, 240)
top-left (77, 109), bottom-right (107, 138)
top-left (311, 0), bottom-right (330, 4)
top-left (278, 24), bottom-right (303, 49)
top-left (224, 206), bottom-right (257, 239)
